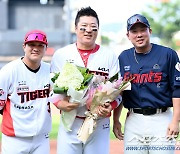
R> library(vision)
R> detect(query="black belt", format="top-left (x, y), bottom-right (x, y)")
top-left (76, 116), bottom-right (86, 120)
top-left (129, 107), bottom-right (168, 115)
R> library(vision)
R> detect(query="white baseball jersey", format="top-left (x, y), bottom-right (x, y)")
top-left (50, 43), bottom-right (120, 117)
top-left (0, 58), bottom-right (51, 137)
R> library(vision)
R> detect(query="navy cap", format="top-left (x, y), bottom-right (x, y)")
top-left (127, 14), bottom-right (150, 31)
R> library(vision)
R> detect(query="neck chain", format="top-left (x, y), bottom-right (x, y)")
top-left (134, 47), bottom-right (152, 64)
top-left (134, 50), bottom-right (139, 64)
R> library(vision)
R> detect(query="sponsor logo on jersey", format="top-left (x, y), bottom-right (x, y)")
top-left (0, 89), bottom-right (5, 96)
top-left (17, 86), bottom-right (29, 92)
top-left (14, 104), bottom-right (34, 110)
top-left (98, 67), bottom-right (109, 72)
top-left (175, 62), bottom-right (180, 72)
top-left (44, 84), bottom-right (50, 88)
top-left (124, 71), bottom-right (162, 83)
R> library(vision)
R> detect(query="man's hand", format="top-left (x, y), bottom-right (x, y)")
top-left (167, 98), bottom-right (180, 139)
top-left (113, 103), bottom-right (124, 140)
top-left (56, 97), bottom-right (79, 112)
top-left (113, 120), bottom-right (124, 140)
top-left (97, 102), bottom-right (112, 117)
top-left (167, 121), bottom-right (179, 139)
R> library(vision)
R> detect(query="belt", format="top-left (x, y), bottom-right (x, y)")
top-left (76, 116), bottom-right (86, 120)
top-left (129, 107), bottom-right (168, 115)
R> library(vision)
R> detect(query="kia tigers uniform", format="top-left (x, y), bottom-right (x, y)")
top-left (50, 43), bottom-right (121, 154)
top-left (0, 58), bottom-right (51, 154)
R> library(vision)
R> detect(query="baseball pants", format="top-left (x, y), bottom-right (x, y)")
top-left (1, 133), bottom-right (50, 154)
top-left (124, 108), bottom-right (176, 154)
top-left (57, 117), bottom-right (110, 154)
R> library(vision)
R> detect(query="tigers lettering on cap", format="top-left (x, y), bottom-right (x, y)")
top-left (24, 30), bottom-right (48, 45)
top-left (127, 14), bottom-right (150, 31)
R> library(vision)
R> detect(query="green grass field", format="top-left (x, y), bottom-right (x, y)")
top-left (50, 107), bottom-right (128, 140)
top-left (50, 107), bottom-right (180, 140)
top-left (0, 107), bottom-right (180, 141)
top-left (0, 109), bottom-right (127, 140)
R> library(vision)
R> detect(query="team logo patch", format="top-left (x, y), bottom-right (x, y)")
top-left (0, 89), bottom-right (5, 96)
top-left (175, 62), bottom-right (180, 72)
top-left (124, 65), bottom-right (130, 71)
top-left (175, 76), bottom-right (180, 82)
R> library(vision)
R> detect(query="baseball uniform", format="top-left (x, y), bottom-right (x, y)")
top-left (50, 43), bottom-right (121, 154)
top-left (0, 58), bottom-right (51, 154)
top-left (119, 43), bottom-right (180, 154)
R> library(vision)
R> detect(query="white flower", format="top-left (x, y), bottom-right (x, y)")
top-left (54, 63), bottom-right (84, 90)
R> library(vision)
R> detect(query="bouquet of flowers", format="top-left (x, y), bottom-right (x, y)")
top-left (50, 62), bottom-right (93, 131)
top-left (77, 74), bottom-right (132, 143)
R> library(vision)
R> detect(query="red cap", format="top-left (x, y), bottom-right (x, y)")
top-left (24, 30), bottom-right (48, 45)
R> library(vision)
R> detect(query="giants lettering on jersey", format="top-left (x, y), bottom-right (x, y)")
top-left (124, 71), bottom-right (162, 83)
top-left (18, 88), bottom-right (50, 103)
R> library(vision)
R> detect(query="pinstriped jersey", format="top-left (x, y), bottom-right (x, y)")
top-left (119, 43), bottom-right (180, 109)
top-left (50, 43), bottom-right (121, 117)
top-left (0, 58), bottom-right (51, 137)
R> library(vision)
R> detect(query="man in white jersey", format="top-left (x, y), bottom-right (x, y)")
top-left (50, 7), bottom-right (121, 154)
top-left (0, 29), bottom-right (51, 154)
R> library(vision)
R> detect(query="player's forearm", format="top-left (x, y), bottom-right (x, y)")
top-left (113, 103), bottom-right (123, 122)
top-left (172, 98), bottom-right (180, 123)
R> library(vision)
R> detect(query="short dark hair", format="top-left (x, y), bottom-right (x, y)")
top-left (75, 6), bottom-right (99, 27)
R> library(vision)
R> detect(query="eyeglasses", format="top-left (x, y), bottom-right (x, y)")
top-left (25, 33), bottom-right (47, 44)
top-left (80, 28), bottom-right (98, 32)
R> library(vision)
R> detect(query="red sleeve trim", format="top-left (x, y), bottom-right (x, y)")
top-left (54, 101), bottom-right (59, 108)
top-left (110, 100), bottom-right (118, 110)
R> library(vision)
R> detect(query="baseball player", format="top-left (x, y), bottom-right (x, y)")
top-left (50, 7), bottom-right (121, 154)
top-left (0, 30), bottom-right (52, 154)
top-left (113, 14), bottom-right (180, 154)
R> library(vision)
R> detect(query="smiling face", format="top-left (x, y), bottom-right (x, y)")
top-left (75, 16), bottom-right (99, 50)
top-left (127, 23), bottom-right (152, 52)
top-left (22, 41), bottom-right (47, 68)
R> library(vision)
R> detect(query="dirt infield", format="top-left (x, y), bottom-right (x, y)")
top-left (50, 139), bottom-right (124, 154)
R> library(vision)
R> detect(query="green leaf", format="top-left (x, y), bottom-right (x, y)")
top-left (53, 86), bottom-right (67, 94)
top-left (109, 73), bottom-right (118, 82)
top-left (51, 72), bottom-right (60, 83)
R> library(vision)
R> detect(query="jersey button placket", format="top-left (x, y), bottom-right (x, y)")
top-left (139, 67), bottom-right (143, 73)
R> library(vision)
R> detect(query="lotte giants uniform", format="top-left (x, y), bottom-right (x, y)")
top-left (119, 43), bottom-right (180, 108)
top-left (0, 58), bottom-right (51, 137)
top-left (50, 43), bottom-right (120, 154)
top-left (119, 43), bottom-right (180, 154)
